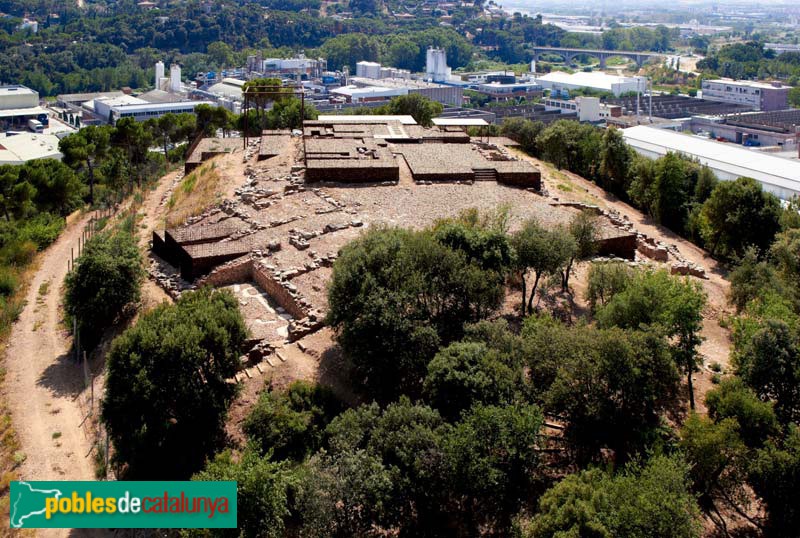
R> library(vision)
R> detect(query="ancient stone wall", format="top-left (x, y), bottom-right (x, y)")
top-left (496, 170), bottom-right (541, 189)
top-left (252, 263), bottom-right (307, 320)
top-left (305, 162), bottom-right (400, 183)
top-left (198, 256), bottom-right (254, 287)
top-left (596, 234), bottom-right (637, 260)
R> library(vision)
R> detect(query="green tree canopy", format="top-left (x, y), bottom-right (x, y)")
top-left (386, 94), bottom-right (443, 127)
top-left (735, 318), bottom-right (800, 425)
top-left (243, 381), bottom-right (342, 461)
top-left (596, 269), bottom-right (706, 409)
top-left (191, 448), bottom-right (294, 538)
top-left (423, 341), bottom-right (518, 420)
top-left (102, 288), bottom-right (248, 478)
top-left (64, 230), bottom-right (144, 349)
top-left (523, 455), bottom-right (702, 538)
top-left (700, 176), bottom-right (782, 259)
top-left (544, 326), bottom-right (679, 462)
top-left (511, 219), bottom-right (576, 315)
top-left (326, 226), bottom-right (505, 401)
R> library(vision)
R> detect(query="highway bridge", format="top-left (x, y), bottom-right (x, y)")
top-left (530, 47), bottom-right (661, 69)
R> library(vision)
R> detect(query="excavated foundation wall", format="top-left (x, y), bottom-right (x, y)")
top-left (496, 170), bottom-right (541, 189)
top-left (596, 234), bottom-right (637, 260)
top-left (251, 264), bottom-right (307, 320)
top-left (197, 256), bottom-right (308, 321)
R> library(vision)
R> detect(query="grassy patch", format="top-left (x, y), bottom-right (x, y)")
top-left (94, 443), bottom-right (107, 479)
top-left (557, 183), bottom-right (573, 192)
top-left (165, 160), bottom-right (224, 228)
top-left (38, 280), bottom-right (50, 297)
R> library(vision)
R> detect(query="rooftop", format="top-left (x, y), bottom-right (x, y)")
top-left (350, 76), bottom-right (451, 90)
top-left (705, 78), bottom-right (792, 90)
top-left (316, 115), bottom-right (418, 125)
top-left (622, 126), bottom-right (800, 197)
top-left (57, 91), bottom-right (126, 104)
top-left (330, 85), bottom-right (405, 98)
top-left (432, 118), bottom-right (489, 126)
top-left (0, 133), bottom-right (62, 165)
top-left (95, 95), bottom-right (148, 108)
top-left (536, 71), bottom-right (643, 91)
top-left (0, 106), bottom-right (48, 119)
top-left (111, 100), bottom-right (216, 113)
top-left (138, 89), bottom-right (186, 104)
top-left (0, 85), bottom-right (38, 98)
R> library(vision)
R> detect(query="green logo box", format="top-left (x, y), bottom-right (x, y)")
top-left (10, 480), bottom-right (237, 529)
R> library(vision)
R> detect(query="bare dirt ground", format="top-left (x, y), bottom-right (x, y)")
top-left (4, 212), bottom-right (96, 483)
top-left (516, 154), bottom-right (733, 413)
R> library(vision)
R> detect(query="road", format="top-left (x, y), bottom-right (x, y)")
top-left (4, 212), bottom-right (97, 487)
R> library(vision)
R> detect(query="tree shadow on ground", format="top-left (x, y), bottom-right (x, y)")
top-left (316, 342), bottom-right (361, 406)
top-left (36, 351), bottom-right (85, 399)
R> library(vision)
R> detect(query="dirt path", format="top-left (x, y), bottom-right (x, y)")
top-left (3, 213), bottom-right (97, 485)
top-left (519, 155), bottom-right (733, 412)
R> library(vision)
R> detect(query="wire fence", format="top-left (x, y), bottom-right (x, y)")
top-left (67, 206), bottom-right (117, 480)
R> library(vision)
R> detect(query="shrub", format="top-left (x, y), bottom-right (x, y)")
top-left (17, 213), bottom-right (65, 250)
top-left (64, 231), bottom-right (144, 349)
top-left (244, 381), bottom-right (342, 461)
top-left (0, 267), bottom-right (18, 297)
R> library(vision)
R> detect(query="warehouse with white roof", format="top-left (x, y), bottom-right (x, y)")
top-left (622, 126), bottom-right (800, 200)
top-left (0, 133), bottom-right (62, 165)
top-left (535, 71), bottom-right (646, 97)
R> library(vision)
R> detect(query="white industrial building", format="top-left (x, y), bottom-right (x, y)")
top-left (317, 115), bottom-right (418, 125)
top-left (107, 101), bottom-right (216, 123)
top-left (356, 61), bottom-right (382, 79)
top-left (426, 48), bottom-right (452, 83)
top-left (474, 81), bottom-right (543, 101)
top-left (0, 85), bottom-right (48, 130)
top-left (88, 95), bottom-right (215, 123)
top-left (331, 85), bottom-right (405, 103)
top-left (0, 85), bottom-right (39, 109)
top-left (151, 62), bottom-right (185, 94)
top-left (535, 71), bottom-right (646, 97)
top-left (700, 78), bottom-right (791, 112)
top-left (0, 133), bottom-right (62, 165)
top-left (543, 96), bottom-right (622, 122)
top-left (259, 56), bottom-right (326, 78)
top-left (347, 77), bottom-right (463, 106)
top-left (765, 43), bottom-right (800, 55)
top-left (205, 78), bottom-right (246, 101)
top-left (622, 126), bottom-right (800, 200)
top-left (92, 95), bottom-right (148, 120)
top-left (354, 62), bottom-right (411, 80)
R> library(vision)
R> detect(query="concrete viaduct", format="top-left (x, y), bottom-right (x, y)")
top-left (530, 47), bottom-right (660, 69)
